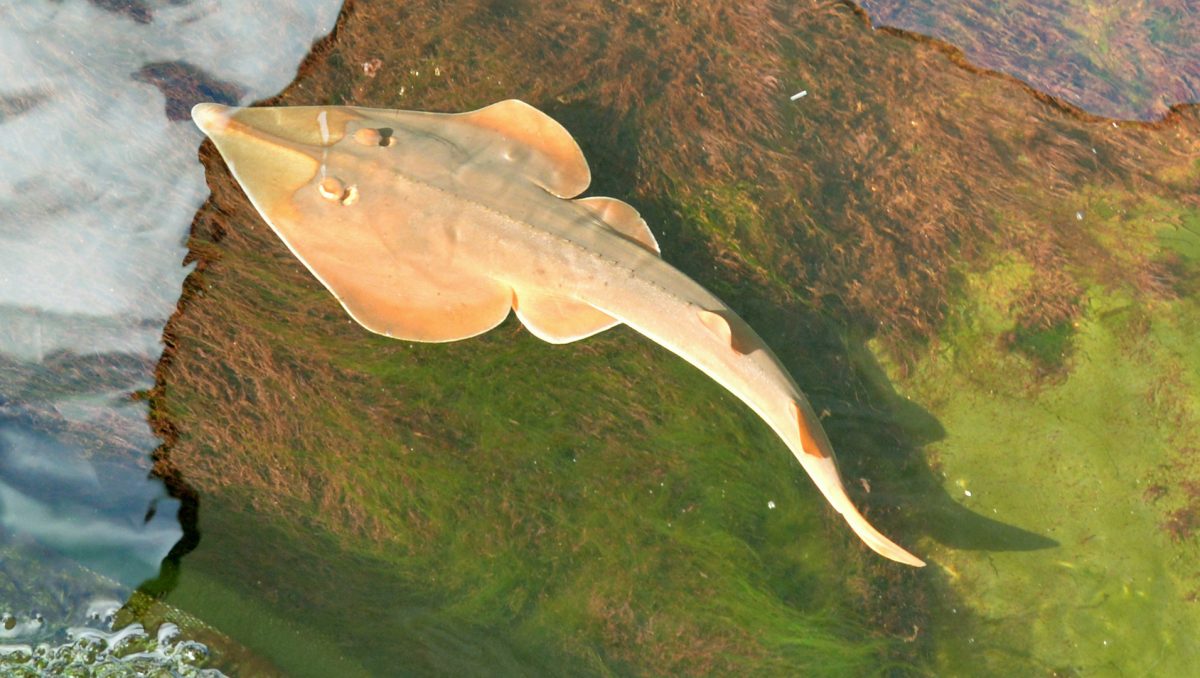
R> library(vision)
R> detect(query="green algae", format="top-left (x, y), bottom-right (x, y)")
top-left (170, 329), bottom-right (901, 675)
top-left (1007, 319), bottom-right (1075, 369)
top-left (872, 192), bottom-right (1200, 674)
top-left (670, 183), bottom-right (805, 303)
top-left (147, 177), bottom-right (915, 673)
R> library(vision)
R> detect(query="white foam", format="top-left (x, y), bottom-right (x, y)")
top-left (0, 620), bottom-right (225, 675)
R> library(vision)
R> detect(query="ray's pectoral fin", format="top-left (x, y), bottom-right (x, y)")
top-left (363, 99), bottom-right (593, 199)
top-left (455, 100), bottom-right (593, 198)
top-left (513, 289), bottom-right (619, 344)
top-left (314, 253), bottom-right (513, 343)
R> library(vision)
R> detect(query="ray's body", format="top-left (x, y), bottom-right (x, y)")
top-left (192, 100), bottom-right (923, 566)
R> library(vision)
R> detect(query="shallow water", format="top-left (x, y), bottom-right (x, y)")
top-left (4, 0), bottom-right (1199, 675)
top-left (0, 0), bottom-right (341, 668)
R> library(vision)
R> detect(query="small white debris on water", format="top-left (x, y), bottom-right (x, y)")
top-left (964, 490), bottom-right (973, 497)
top-left (361, 58), bottom-right (382, 77)
top-left (768, 500), bottom-right (776, 509)
top-left (790, 90), bottom-right (808, 101)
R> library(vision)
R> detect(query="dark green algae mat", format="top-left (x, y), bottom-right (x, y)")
top-left (132, 1), bottom-right (1200, 674)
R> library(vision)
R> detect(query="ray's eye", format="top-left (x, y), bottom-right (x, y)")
top-left (353, 127), bottom-right (395, 147)
top-left (318, 176), bottom-right (359, 206)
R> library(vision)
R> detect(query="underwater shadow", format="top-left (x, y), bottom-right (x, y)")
top-left (612, 175), bottom-right (1060, 558)
top-left (131, 446), bottom-right (202, 601)
top-left (845, 339), bottom-right (1059, 554)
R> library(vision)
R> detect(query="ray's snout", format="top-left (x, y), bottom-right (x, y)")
top-left (191, 102), bottom-right (232, 134)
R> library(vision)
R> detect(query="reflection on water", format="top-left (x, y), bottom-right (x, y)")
top-left (0, 0), bottom-right (342, 662)
top-left (858, 0), bottom-right (1200, 119)
top-left (0, 424), bottom-right (176, 585)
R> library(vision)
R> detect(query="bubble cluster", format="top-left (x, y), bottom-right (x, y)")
top-left (0, 621), bottom-right (224, 677)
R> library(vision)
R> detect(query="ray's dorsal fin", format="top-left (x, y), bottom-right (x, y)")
top-left (576, 196), bottom-right (660, 254)
top-left (790, 400), bottom-right (829, 458)
top-left (513, 289), bottom-right (619, 344)
top-left (697, 309), bottom-right (755, 354)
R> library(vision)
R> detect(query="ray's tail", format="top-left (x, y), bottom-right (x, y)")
top-left (790, 400), bottom-right (926, 567)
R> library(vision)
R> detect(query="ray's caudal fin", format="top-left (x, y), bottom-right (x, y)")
top-left (191, 100), bottom-right (924, 567)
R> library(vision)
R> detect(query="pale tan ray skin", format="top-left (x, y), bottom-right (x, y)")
top-left (191, 100), bottom-right (924, 567)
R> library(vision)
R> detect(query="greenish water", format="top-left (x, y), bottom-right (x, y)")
top-left (880, 219), bottom-right (1200, 674)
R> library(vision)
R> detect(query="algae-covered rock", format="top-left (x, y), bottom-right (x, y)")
top-left (149, 0), bottom-right (1199, 674)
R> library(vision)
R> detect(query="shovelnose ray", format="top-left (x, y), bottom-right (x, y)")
top-left (191, 99), bottom-right (925, 567)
